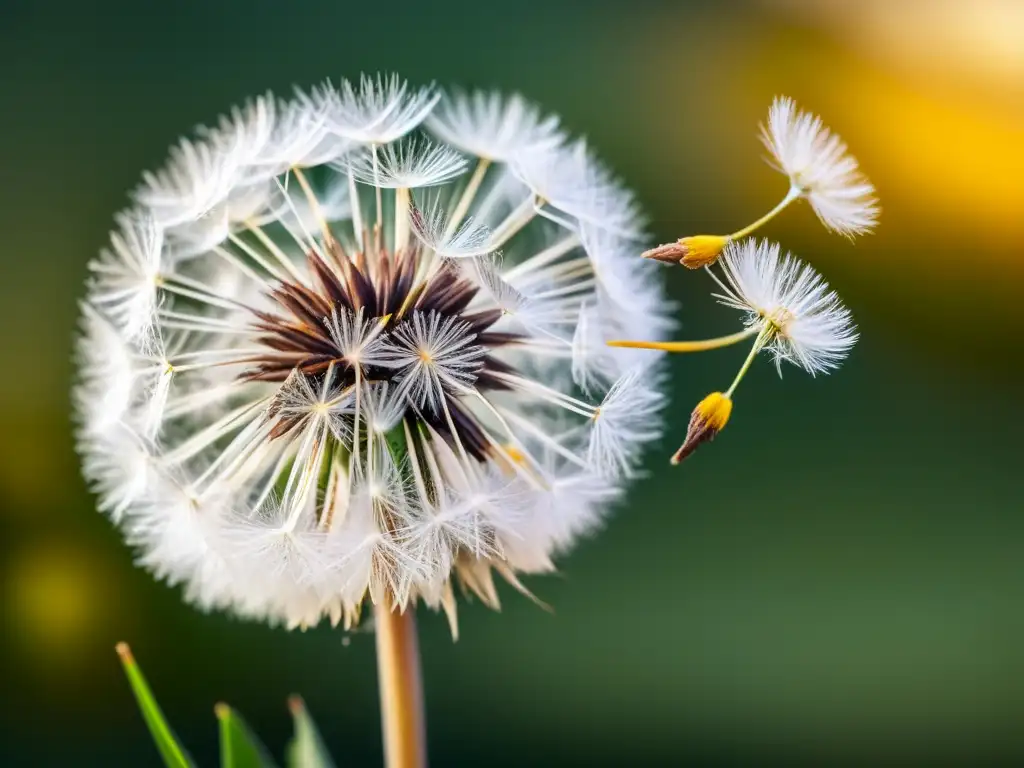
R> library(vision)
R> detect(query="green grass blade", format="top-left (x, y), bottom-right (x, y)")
top-left (115, 643), bottom-right (195, 768)
top-left (285, 696), bottom-right (337, 768)
top-left (216, 703), bottom-right (278, 768)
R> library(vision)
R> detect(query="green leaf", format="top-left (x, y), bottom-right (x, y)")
top-left (285, 696), bottom-right (337, 768)
top-left (216, 703), bottom-right (278, 768)
top-left (115, 643), bottom-right (195, 768)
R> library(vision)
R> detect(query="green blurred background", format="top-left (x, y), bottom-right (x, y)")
top-left (2, 0), bottom-right (1022, 764)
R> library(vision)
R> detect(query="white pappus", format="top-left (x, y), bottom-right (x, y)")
top-left (75, 73), bottom-right (672, 632)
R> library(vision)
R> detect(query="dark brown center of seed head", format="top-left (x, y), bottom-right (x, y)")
top-left (241, 238), bottom-right (522, 459)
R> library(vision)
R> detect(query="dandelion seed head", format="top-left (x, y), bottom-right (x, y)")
top-left (74, 74), bottom-right (669, 631)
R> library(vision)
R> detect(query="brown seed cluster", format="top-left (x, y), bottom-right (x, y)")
top-left (241, 237), bottom-right (524, 459)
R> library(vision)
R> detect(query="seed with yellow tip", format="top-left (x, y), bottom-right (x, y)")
top-left (671, 392), bottom-right (733, 465)
top-left (641, 241), bottom-right (688, 264)
top-left (677, 235), bottom-right (729, 269)
top-left (641, 235), bottom-right (730, 269)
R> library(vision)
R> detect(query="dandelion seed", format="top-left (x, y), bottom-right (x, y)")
top-left (426, 90), bottom-right (563, 162)
top-left (340, 137), bottom-right (468, 189)
top-left (512, 138), bottom-right (647, 240)
top-left (379, 311), bottom-right (487, 412)
top-left (587, 365), bottom-right (667, 480)
top-left (612, 238), bottom-right (857, 464)
top-left (409, 197), bottom-right (492, 259)
top-left (762, 96), bottom-right (879, 237)
top-left (644, 95), bottom-right (878, 269)
top-left (714, 239), bottom-right (858, 375)
top-left (87, 210), bottom-right (164, 342)
top-left (317, 73), bottom-right (440, 145)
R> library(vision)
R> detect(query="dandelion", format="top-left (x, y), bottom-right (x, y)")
top-left (611, 238), bottom-right (857, 463)
top-left (644, 95), bottom-right (878, 269)
top-left (75, 74), bottom-right (670, 767)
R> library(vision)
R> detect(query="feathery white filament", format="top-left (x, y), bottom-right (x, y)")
top-left (761, 96), bottom-right (879, 237)
top-left (381, 311), bottom-right (486, 411)
top-left (410, 196), bottom-right (492, 259)
top-left (342, 137), bottom-right (468, 189)
top-left (714, 239), bottom-right (858, 375)
top-left (320, 73), bottom-right (440, 145)
top-left (512, 139), bottom-right (647, 240)
top-left (88, 210), bottom-right (164, 342)
top-left (427, 90), bottom-right (564, 162)
top-left (587, 365), bottom-right (666, 479)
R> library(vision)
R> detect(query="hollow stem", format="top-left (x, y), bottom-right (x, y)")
top-left (607, 326), bottom-right (758, 353)
top-left (375, 605), bottom-right (428, 768)
top-left (727, 185), bottom-right (800, 241)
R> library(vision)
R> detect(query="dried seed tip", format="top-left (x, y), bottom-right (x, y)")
top-left (671, 392), bottom-right (732, 465)
top-left (678, 235), bottom-right (729, 269)
top-left (641, 241), bottom-right (688, 264)
top-left (114, 641), bottom-right (133, 661)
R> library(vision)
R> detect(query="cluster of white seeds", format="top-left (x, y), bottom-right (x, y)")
top-left (75, 74), bottom-right (673, 631)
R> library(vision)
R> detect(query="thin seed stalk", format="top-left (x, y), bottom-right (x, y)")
top-left (375, 605), bottom-right (428, 768)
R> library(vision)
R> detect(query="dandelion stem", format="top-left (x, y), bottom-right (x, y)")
top-left (487, 195), bottom-right (537, 250)
top-left (269, 178), bottom-right (328, 261)
top-left (725, 329), bottom-right (770, 397)
top-left (607, 327), bottom-right (758, 353)
top-left (395, 188), bottom-right (411, 251)
top-left (728, 185), bottom-right (800, 240)
top-left (242, 222), bottom-right (306, 282)
top-left (349, 169), bottom-right (364, 250)
top-left (372, 144), bottom-right (384, 231)
top-left (375, 605), bottom-right (427, 768)
top-left (292, 166), bottom-right (332, 244)
top-left (501, 234), bottom-right (580, 282)
top-left (444, 158), bottom-right (490, 238)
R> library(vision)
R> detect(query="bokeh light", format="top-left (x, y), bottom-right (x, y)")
top-left (5, 543), bottom-right (112, 667)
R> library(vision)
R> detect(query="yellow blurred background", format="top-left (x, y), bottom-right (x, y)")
top-left (0, 0), bottom-right (1021, 764)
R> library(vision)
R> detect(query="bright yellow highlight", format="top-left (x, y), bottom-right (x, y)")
top-left (695, 392), bottom-right (733, 430)
top-left (9, 545), bottom-right (108, 664)
top-left (672, 392), bottom-right (733, 465)
top-left (502, 444), bottom-right (527, 465)
top-left (678, 235), bottom-right (730, 269)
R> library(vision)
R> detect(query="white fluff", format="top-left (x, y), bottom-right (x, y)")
top-left (341, 137), bottom-right (467, 189)
top-left (587, 365), bottom-right (667, 479)
top-left (511, 139), bottom-right (647, 239)
top-left (714, 238), bottom-right (858, 375)
top-left (88, 210), bottom-right (164, 342)
top-left (409, 194), bottom-right (492, 259)
top-left (381, 311), bottom-right (486, 411)
top-left (426, 90), bottom-right (563, 162)
top-left (761, 96), bottom-right (879, 237)
top-left (74, 73), bottom-right (670, 630)
top-left (318, 73), bottom-right (439, 145)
